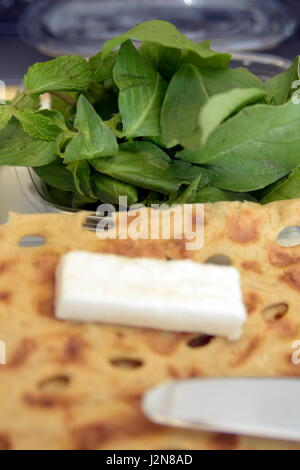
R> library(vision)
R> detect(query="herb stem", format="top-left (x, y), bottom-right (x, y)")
top-left (49, 92), bottom-right (77, 106)
top-left (11, 91), bottom-right (27, 107)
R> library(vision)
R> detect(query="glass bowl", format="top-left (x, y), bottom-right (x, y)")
top-left (19, 0), bottom-right (296, 57)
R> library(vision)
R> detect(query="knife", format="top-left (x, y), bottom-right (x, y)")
top-left (142, 378), bottom-right (300, 442)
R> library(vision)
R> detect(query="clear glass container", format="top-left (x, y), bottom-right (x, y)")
top-left (19, 0), bottom-right (296, 57)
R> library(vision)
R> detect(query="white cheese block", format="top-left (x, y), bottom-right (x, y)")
top-left (55, 251), bottom-right (247, 340)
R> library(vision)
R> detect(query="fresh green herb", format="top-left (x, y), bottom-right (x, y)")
top-left (63, 95), bottom-right (118, 163)
top-left (265, 56), bottom-right (300, 105)
top-left (113, 40), bottom-right (167, 138)
top-left (0, 106), bottom-right (12, 130)
top-left (0, 20), bottom-right (300, 208)
top-left (24, 55), bottom-right (93, 95)
top-left (260, 169), bottom-right (300, 204)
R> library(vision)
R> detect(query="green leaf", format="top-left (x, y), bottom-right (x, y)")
top-left (193, 186), bottom-right (256, 203)
top-left (0, 119), bottom-right (56, 167)
top-left (91, 141), bottom-right (214, 194)
top-left (10, 91), bottom-right (40, 110)
top-left (161, 64), bottom-right (208, 148)
top-left (33, 158), bottom-right (76, 191)
top-left (66, 160), bottom-right (92, 196)
top-left (198, 87), bottom-right (267, 147)
top-left (63, 95), bottom-right (118, 163)
top-left (140, 43), bottom-right (187, 82)
top-left (24, 56), bottom-right (93, 95)
top-left (260, 169), bottom-right (300, 204)
top-left (0, 105), bottom-right (12, 130)
top-left (13, 109), bottom-right (62, 141)
top-left (113, 40), bottom-right (167, 138)
top-left (199, 67), bottom-right (266, 96)
top-left (182, 101), bottom-right (300, 192)
top-left (50, 92), bottom-right (76, 122)
top-left (89, 51), bottom-right (117, 83)
top-left (71, 192), bottom-right (98, 209)
top-left (265, 56), bottom-right (299, 105)
top-left (101, 20), bottom-right (230, 68)
top-left (92, 173), bottom-right (138, 206)
top-left (168, 175), bottom-right (202, 204)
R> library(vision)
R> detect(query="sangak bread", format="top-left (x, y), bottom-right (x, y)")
top-left (1, 201), bottom-right (300, 450)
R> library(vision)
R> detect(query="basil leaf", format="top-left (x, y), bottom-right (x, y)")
top-left (182, 101), bottom-right (300, 192)
top-left (161, 64), bottom-right (208, 148)
top-left (0, 119), bottom-right (56, 167)
top-left (72, 193), bottom-right (98, 209)
top-left (168, 175), bottom-right (202, 204)
top-left (66, 160), bottom-right (92, 196)
top-left (92, 173), bottom-right (138, 206)
top-left (91, 141), bottom-right (213, 194)
top-left (63, 95), bottom-right (118, 163)
top-left (113, 40), bottom-right (167, 138)
top-left (193, 186), bottom-right (256, 203)
top-left (260, 169), bottom-right (300, 204)
top-left (198, 87), bottom-right (267, 147)
top-left (199, 67), bottom-right (266, 96)
top-left (24, 56), bottom-right (93, 95)
top-left (0, 105), bottom-right (12, 130)
top-left (265, 56), bottom-right (299, 105)
top-left (101, 20), bottom-right (230, 68)
top-left (140, 43), bottom-right (187, 82)
top-left (33, 158), bottom-right (76, 191)
top-left (13, 109), bottom-right (62, 142)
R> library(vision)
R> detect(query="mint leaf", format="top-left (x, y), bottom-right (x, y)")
top-left (113, 40), bottom-right (167, 138)
top-left (101, 20), bottom-right (230, 68)
top-left (0, 119), bottom-right (56, 166)
top-left (13, 109), bottom-right (62, 141)
top-left (265, 56), bottom-right (299, 105)
top-left (63, 95), bottom-right (118, 163)
top-left (33, 158), bottom-right (76, 191)
top-left (24, 56), bottom-right (93, 95)
top-left (0, 105), bottom-right (12, 130)
top-left (260, 169), bottom-right (300, 204)
top-left (91, 141), bottom-right (214, 194)
top-left (92, 173), bottom-right (138, 206)
top-left (161, 64), bottom-right (208, 148)
top-left (185, 101), bottom-right (300, 192)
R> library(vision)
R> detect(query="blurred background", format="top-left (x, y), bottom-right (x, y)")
top-left (1, 0), bottom-right (300, 84)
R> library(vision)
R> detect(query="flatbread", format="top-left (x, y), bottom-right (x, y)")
top-left (1, 201), bottom-right (300, 450)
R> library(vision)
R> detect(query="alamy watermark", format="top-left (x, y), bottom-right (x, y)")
top-left (95, 198), bottom-right (205, 251)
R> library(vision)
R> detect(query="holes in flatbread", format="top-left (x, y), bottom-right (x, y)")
top-left (205, 255), bottom-right (231, 266)
top-left (187, 335), bottom-right (214, 348)
top-left (109, 358), bottom-right (143, 369)
top-left (18, 235), bottom-right (46, 248)
top-left (38, 375), bottom-right (71, 394)
top-left (261, 303), bottom-right (289, 322)
top-left (277, 226), bottom-right (300, 247)
top-left (83, 214), bottom-right (114, 232)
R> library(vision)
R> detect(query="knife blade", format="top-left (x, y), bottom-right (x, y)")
top-left (142, 378), bottom-right (300, 442)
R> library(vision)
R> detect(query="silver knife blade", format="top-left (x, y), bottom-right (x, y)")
top-left (142, 378), bottom-right (300, 442)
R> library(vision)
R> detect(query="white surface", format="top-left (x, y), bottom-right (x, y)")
top-left (55, 251), bottom-right (247, 340)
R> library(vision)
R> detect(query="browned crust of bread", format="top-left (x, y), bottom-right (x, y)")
top-left (1, 201), bottom-right (300, 450)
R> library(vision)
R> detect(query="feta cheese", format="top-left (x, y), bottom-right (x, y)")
top-left (55, 251), bottom-right (247, 340)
